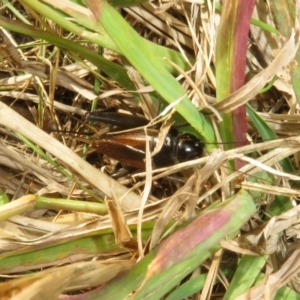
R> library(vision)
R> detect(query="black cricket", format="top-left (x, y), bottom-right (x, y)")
top-left (86, 111), bottom-right (203, 169)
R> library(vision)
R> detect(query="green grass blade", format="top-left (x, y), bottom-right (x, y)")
top-left (0, 227), bottom-right (153, 274)
top-left (216, 0), bottom-right (255, 155)
top-left (246, 104), bottom-right (295, 214)
top-left (85, 0), bottom-right (215, 145)
top-left (0, 16), bottom-right (136, 92)
top-left (23, 0), bottom-right (193, 75)
top-left (90, 189), bottom-right (255, 299)
top-left (246, 104), bottom-right (295, 174)
top-left (274, 286), bottom-right (300, 300)
top-left (165, 274), bottom-right (207, 300)
top-left (223, 255), bottom-right (267, 300)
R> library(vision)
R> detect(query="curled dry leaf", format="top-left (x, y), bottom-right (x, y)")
top-left (106, 199), bottom-right (138, 251)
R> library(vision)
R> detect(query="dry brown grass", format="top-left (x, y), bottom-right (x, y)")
top-left (0, 1), bottom-right (300, 299)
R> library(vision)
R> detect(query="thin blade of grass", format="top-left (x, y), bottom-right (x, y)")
top-left (216, 0), bottom-right (255, 159)
top-left (85, 0), bottom-right (216, 146)
top-left (223, 255), bottom-right (267, 300)
top-left (0, 102), bottom-right (142, 210)
top-left (92, 189), bottom-right (255, 299)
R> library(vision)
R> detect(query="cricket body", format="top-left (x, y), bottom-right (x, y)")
top-left (87, 111), bottom-right (203, 169)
